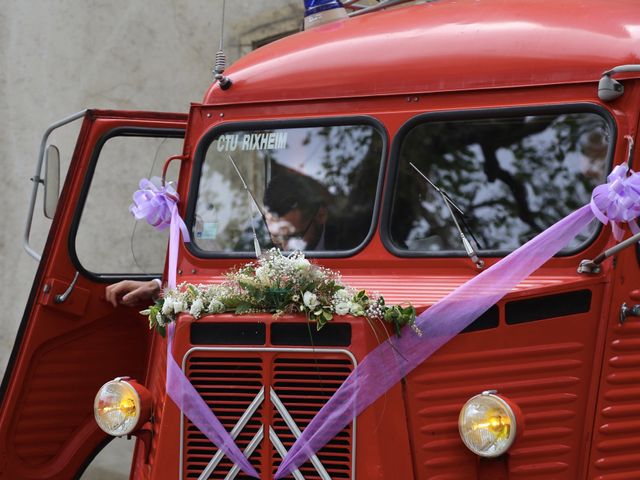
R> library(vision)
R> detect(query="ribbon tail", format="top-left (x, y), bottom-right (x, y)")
top-left (275, 204), bottom-right (595, 479)
top-left (166, 324), bottom-right (259, 478)
top-left (612, 222), bottom-right (625, 241)
top-left (168, 204), bottom-right (189, 289)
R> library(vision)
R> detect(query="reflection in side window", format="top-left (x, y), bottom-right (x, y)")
top-left (193, 124), bottom-right (383, 255)
top-left (389, 112), bottom-right (610, 253)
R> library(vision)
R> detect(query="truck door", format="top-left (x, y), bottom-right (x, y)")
top-left (0, 110), bottom-right (187, 479)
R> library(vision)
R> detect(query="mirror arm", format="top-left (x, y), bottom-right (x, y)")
top-left (24, 110), bottom-right (87, 262)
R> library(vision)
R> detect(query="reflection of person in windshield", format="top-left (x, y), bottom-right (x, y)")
top-left (264, 173), bottom-right (328, 251)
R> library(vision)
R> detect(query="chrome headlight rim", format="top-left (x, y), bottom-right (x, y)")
top-left (94, 377), bottom-right (143, 437)
top-left (458, 390), bottom-right (518, 458)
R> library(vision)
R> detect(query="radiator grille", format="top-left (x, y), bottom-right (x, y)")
top-left (182, 350), bottom-right (354, 480)
top-left (271, 357), bottom-right (353, 479)
top-left (183, 356), bottom-right (265, 480)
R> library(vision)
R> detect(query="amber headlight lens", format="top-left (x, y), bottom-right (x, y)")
top-left (458, 391), bottom-right (518, 457)
top-left (94, 378), bottom-right (150, 436)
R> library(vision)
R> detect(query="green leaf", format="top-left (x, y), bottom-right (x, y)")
top-left (157, 325), bottom-right (167, 338)
top-left (322, 310), bottom-right (333, 322)
top-left (187, 284), bottom-right (199, 296)
top-left (235, 304), bottom-right (252, 314)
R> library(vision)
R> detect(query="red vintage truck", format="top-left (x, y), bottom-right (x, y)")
top-left (2, 0), bottom-right (640, 478)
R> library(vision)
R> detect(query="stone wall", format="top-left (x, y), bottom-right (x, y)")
top-left (1, 1), bottom-right (302, 478)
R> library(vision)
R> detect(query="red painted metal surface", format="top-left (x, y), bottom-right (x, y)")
top-left (587, 246), bottom-right (640, 480)
top-left (204, 0), bottom-right (640, 105)
top-left (160, 316), bottom-right (414, 480)
top-left (0, 111), bottom-right (187, 480)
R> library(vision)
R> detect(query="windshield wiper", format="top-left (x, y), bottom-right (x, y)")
top-left (410, 162), bottom-right (485, 270)
top-left (227, 154), bottom-right (276, 257)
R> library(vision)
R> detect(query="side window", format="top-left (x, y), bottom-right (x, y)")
top-left (74, 131), bottom-right (184, 276)
top-left (387, 110), bottom-right (611, 254)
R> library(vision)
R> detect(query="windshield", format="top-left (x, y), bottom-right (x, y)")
top-left (192, 123), bottom-right (384, 255)
top-left (387, 110), bottom-right (611, 254)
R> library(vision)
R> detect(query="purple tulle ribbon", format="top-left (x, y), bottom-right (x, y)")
top-left (275, 163), bottom-right (640, 479)
top-left (131, 177), bottom-right (258, 478)
top-left (590, 163), bottom-right (640, 239)
top-left (130, 177), bottom-right (190, 289)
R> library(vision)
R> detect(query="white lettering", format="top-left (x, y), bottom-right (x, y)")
top-left (276, 132), bottom-right (288, 149)
top-left (227, 134), bottom-right (238, 151)
top-left (234, 132), bottom-right (289, 151)
top-left (250, 134), bottom-right (260, 150)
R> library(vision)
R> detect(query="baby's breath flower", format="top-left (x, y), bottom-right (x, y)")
top-left (190, 298), bottom-right (204, 319)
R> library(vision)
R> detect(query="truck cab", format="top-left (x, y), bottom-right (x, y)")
top-left (2, 1), bottom-right (640, 479)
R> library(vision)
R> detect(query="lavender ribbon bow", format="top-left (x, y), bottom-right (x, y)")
top-left (130, 177), bottom-right (259, 478)
top-left (275, 163), bottom-right (640, 479)
top-left (590, 163), bottom-right (640, 239)
top-left (130, 177), bottom-right (190, 289)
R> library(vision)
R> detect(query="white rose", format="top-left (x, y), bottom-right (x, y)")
top-left (161, 299), bottom-right (174, 316)
top-left (173, 301), bottom-right (186, 314)
top-left (335, 302), bottom-right (351, 316)
top-left (333, 289), bottom-right (350, 303)
top-left (189, 298), bottom-right (204, 319)
top-left (294, 258), bottom-right (310, 270)
top-left (303, 291), bottom-right (319, 309)
top-left (255, 266), bottom-right (270, 284)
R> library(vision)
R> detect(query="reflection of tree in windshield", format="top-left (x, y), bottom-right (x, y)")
top-left (195, 125), bottom-right (383, 253)
top-left (304, 126), bottom-right (383, 225)
top-left (391, 113), bottom-right (609, 252)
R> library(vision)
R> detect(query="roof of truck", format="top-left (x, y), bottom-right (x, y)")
top-left (203, 0), bottom-right (640, 105)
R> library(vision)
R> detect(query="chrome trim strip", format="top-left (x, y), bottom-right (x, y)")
top-left (270, 426), bottom-right (306, 480)
top-left (180, 346), bottom-right (358, 480)
top-left (270, 389), bottom-right (332, 480)
top-left (197, 387), bottom-right (265, 480)
top-left (224, 426), bottom-right (265, 480)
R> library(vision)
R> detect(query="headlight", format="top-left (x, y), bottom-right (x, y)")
top-left (458, 391), bottom-right (520, 457)
top-left (94, 378), bottom-right (151, 436)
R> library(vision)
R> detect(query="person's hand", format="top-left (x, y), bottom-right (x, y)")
top-left (105, 280), bottom-right (161, 307)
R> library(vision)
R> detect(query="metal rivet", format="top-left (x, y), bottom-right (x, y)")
top-left (219, 112), bottom-right (224, 117)
top-left (178, 269), bottom-right (183, 275)
top-left (191, 269), bottom-right (197, 274)
top-left (43, 284), bottom-right (50, 294)
top-left (206, 113), bottom-right (212, 118)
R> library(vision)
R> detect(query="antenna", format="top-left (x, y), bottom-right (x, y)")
top-left (213, 0), bottom-right (232, 90)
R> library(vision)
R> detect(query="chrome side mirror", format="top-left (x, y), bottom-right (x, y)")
top-left (44, 145), bottom-right (60, 219)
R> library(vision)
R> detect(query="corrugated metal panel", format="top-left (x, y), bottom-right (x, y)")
top-left (589, 319), bottom-right (640, 480)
